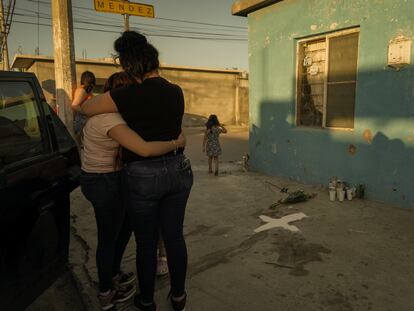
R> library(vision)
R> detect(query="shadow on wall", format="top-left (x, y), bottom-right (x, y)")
top-left (54, 88), bottom-right (74, 137)
top-left (182, 113), bottom-right (208, 127)
top-left (41, 80), bottom-right (57, 109)
top-left (41, 79), bottom-right (56, 95)
top-left (250, 77), bottom-right (414, 208)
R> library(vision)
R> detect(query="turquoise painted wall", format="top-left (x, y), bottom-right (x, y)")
top-left (248, 0), bottom-right (414, 208)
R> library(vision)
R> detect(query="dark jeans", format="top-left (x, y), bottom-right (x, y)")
top-left (124, 154), bottom-right (193, 303)
top-left (80, 170), bottom-right (132, 292)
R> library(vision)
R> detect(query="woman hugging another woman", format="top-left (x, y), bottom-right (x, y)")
top-left (81, 31), bottom-right (193, 311)
top-left (78, 71), bottom-right (186, 311)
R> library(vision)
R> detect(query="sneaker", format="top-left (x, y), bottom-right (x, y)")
top-left (134, 294), bottom-right (157, 311)
top-left (156, 256), bottom-right (169, 276)
top-left (113, 271), bottom-right (136, 289)
top-left (168, 291), bottom-right (187, 311)
top-left (113, 284), bottom-right (136, 303)
top-left (98, 285), bottom-right (135, 310)
top-left (98, 290), bottom-right (117, 311)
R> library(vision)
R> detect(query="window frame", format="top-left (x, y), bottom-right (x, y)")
top-left (0, 77), bottom-right (54, 172)
top-left (295, 27), bottom-right (360, 130)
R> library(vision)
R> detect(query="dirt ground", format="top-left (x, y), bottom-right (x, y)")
top-left (33, 126), bottom-right (414, 311)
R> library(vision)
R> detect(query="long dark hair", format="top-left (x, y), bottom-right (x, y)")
top-left (114, 31), bottom-right (159, 79)
top-left (104, 71), bottom-right (137, 92)
top-left (103, 71), bottom-right (137, 170)
top-left (206, 114), bottom-right (220, 130)
top-left (80, 71), bottom-right (96, 93)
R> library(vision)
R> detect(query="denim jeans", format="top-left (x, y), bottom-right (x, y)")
top-left (80, 170), bottom-right (132, 292)
top-left (124, 154), bottom-right (193, 303)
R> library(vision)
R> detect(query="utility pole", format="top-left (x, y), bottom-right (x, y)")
top-left (124, 13), bottom-right (129, 31)
top-left (0, 1), bottom-right (10, 71)
top-left (51, 0), bottom-right (76, 136)
top-left (123, 0), bottom-right (129, 31)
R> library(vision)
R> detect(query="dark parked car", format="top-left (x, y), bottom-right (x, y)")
top-left (0, 72), bottom-right (81, 310)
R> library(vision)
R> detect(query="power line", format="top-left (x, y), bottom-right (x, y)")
top-left (1, 0), bottom-right (16, 70)
top-left (13, 11), bottom-right (247, 39)
top-left (16, 7), bottom-right (247, 35)
top-left (15, 6), bottom-right (247, 35)
top-left (13, 19), bottom-right (248, 42)
top-left (71, 8), bottom-right (247, 33)
top-left (24, 0), bottom-right (248, 30)
top-left (4, 0), bottom-right (16, 33)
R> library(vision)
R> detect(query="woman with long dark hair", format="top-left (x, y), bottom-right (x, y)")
top-left (79, 71), bottom-right (186, 311)
top-left (72, 71), bottom-right (96, 145)
top-left (81, 31), bottom-right (192, 311)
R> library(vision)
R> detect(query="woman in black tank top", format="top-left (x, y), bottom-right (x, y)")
top-left (82, 31), bottom-right (191, 311)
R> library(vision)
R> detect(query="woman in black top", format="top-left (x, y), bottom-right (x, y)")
top-left (82, 31), bottom-right (192, 311)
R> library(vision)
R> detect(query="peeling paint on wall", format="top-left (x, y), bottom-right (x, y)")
top-left (330, 22), bottom-right (339, 30)
top-left (264, 35), bottom-right (271, 47)
top-left (348, 144), bottom-right (357, 155)
top-left (362, 129), bottom-right (373, 144)
top-left (272, 143), bottom-right (278, 154)
top-left (248, 0), bottom-right (414, 208)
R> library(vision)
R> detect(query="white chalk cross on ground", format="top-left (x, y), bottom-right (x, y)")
top-left (254, 213), bottom-right (308, 233)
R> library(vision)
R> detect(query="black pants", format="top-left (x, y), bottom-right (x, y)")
top-left (124, 154), bottom-right (193, 303)
top-left (80, 170), bottom-right (132, 292)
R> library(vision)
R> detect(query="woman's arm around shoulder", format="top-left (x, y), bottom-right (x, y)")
top-left (220, 124), bottom-right (228, 134)
top-left (108, 124), bottom-right (186, 157)
top-left (81, 92), bottom-right (118, 116)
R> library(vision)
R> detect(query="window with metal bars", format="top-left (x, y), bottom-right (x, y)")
top-left (296, 29), bottom-right (359, 129)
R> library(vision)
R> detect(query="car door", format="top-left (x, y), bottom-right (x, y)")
top-left (0, 74), bottom-right (80, 310)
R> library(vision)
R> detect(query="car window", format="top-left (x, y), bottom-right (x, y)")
top-left (42, 101), bottom-right (75, 152)
top-left (0, 81), bottom-right (46, 165)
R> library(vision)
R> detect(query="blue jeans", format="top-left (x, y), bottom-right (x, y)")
top-left (80, 170), bottom-right (132, 292)
top-left (124, 154), bottom-right (193, 303)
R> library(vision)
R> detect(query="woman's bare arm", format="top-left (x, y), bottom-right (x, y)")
top-left (108, 125), bottom-right (186, 157)
top-left (81, 92), bottom-right (118, 116)
top-left (72, 87), bottom-right (87, 112)
top-left (220, 125), bottom-right (228, 134)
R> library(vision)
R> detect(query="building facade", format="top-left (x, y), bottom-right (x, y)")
top-left (12, 55), bottom-right (249, 126)
top-left (233, 0), bottom-right (414, 207)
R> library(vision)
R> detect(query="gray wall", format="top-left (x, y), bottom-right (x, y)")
top-left (162, 68), bottom-right (236, 126)
top-left (27, 60), bottom-right (248, 126)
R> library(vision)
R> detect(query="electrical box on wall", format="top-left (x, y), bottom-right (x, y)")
top-left (388, 36), bottom-right (412, 70)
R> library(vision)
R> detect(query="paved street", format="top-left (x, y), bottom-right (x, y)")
top-left (35, 126), bottom-right (414, 311)
top-left (10, 1), bottom-right (414, 310)
top-left (27, 272), bottom-right (85, 311)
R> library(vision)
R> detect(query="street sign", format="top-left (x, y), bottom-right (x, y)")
top-left (93, 0), bottom-right (154, 18)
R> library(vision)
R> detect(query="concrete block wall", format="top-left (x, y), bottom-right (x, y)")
top-left (24, 58), bottom-right (248, 126)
